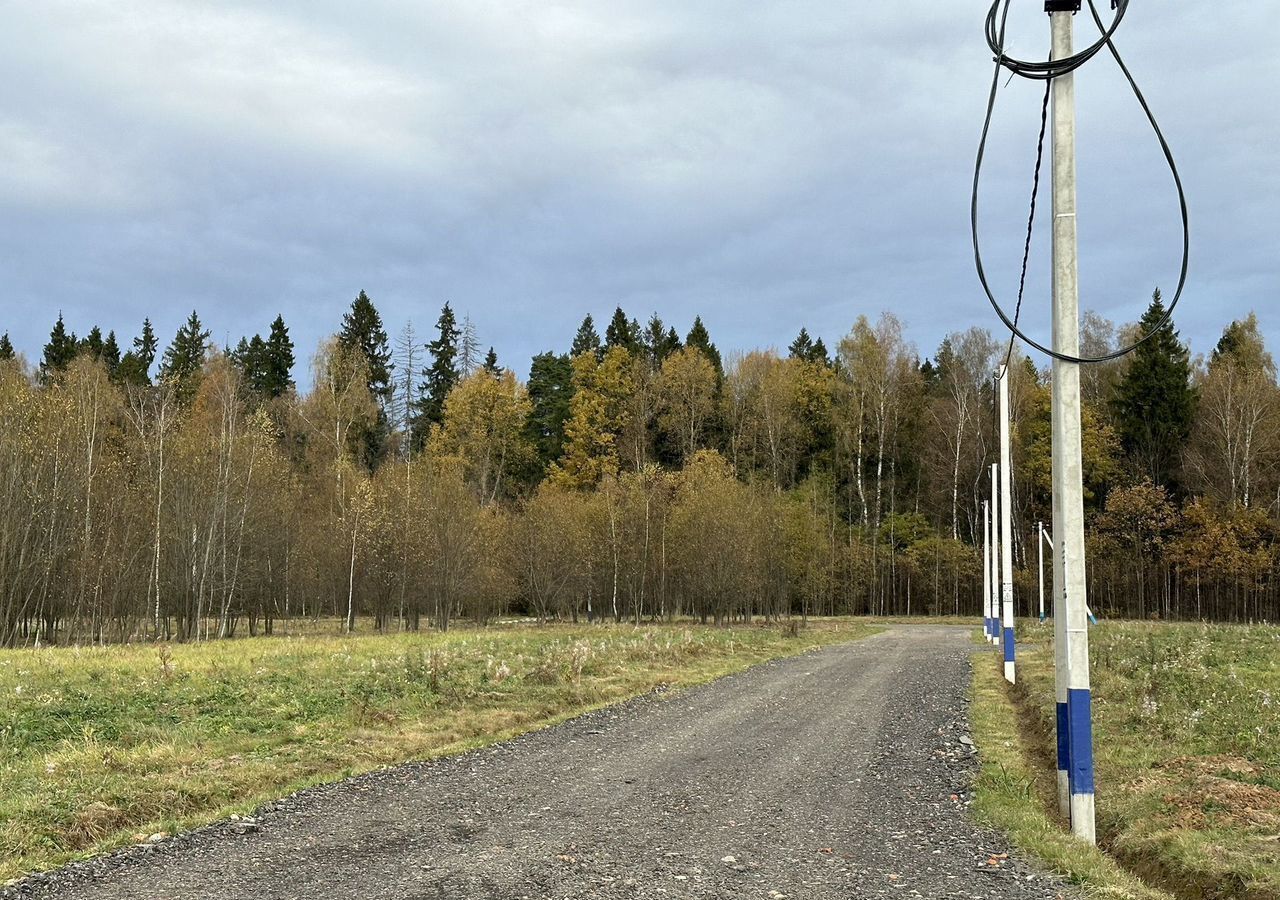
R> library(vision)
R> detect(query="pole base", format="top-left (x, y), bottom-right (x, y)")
top-left (1070, 793), bottom-right (1096, 844)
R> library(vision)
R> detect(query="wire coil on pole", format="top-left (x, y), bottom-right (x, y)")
top-left (971, 0), bottom-right (1189, 365)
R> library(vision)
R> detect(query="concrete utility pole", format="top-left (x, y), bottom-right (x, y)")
top-left (998, 365), bottom-right (1015, 684)
top-left (1049, 3), bottom-right (1095, 844)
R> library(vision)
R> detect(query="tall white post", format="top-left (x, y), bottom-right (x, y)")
top-left (989, 463), bottom-right (1000, 645)
top-left (1051, 6), bottom-right (1095, 843)
top-left (998, 365), bottom-right (1015, 684)
top-left (983, 500), bottom-right (992, 641)
top-left (1038, 521), bottom-right (1045, 622)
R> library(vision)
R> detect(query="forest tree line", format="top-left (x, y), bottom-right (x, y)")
top-left (0, 288), bottom-right (1276, 645)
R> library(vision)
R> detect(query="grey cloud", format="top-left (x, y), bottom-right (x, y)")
top-left (0, 1), bottom-right (1274, 375)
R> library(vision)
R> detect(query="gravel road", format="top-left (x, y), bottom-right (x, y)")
top-left (10, 625), bottom-right (1076, 900)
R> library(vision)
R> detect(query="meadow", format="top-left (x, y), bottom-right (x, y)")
top-left (0, 619), bottom-right (877, 882)
top-left (974, 621), bottom-right (1280, 900)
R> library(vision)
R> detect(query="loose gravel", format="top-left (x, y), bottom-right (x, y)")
top-left (5, 625), bottom-right (1077, 899)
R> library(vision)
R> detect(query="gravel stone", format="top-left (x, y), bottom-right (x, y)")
top-left (4, 625), bottom-right (1078, 899)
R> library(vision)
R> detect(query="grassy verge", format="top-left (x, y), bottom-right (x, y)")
top-left (0, 619), bottom-right (877, 882)
top-left (974, 621), bottom-right (1280, 900)
top-left (971, 647), bottom-right (1173, 899)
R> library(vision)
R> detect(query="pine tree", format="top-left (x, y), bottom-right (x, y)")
top-left (40, 313), bottom-right (77, 383)
top-left (482, 347), bottom-right (501, 376)
top-left (262, 314), bottom-right (295, 398)
top-left (0, 333), bottom-right (13, 361)
top-left (525, 351), bottom-right (574, 471)
top-left (685, 316), bottom-right (723, 376)
top-left (571, 315), bottom-right (602, 359)
top-left (338, 291), bottom-right (393, 400)
top-left (159, 310), bottom-right (211, 396)
top-left (605, 306), bottom-right (639, 352)
top-left (418, 302), bottom-right (461, 438)
top-left (117, 318), bottom-right (158, 386)
top-left (1111, 289), bottom-right (1196, 489)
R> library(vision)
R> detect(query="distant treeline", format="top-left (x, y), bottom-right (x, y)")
top-left (0, 288), bottom-right (1276, 645)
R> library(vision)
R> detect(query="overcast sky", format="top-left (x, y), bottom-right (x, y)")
top-left (1, 2), bottom-right (1275, 379)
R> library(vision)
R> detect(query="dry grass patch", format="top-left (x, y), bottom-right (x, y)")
top-left (986, 621), bottom-right (1280, 900)
top-left (0, 619), bottom-right (877, 882)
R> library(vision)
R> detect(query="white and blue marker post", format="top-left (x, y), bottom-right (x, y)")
top-left (982, 500), bottom-right (992, 641)
top-left (988, 498), bottom-right (998, 644)
top-left (997, 365), bottom-right (1015, 684)
top-left (1037, 521), bottom-right (1046, 623)
top-left (989, 463), bottom-right (1000, 645)
top-left (1049, 3), bottom-right (1095, 843)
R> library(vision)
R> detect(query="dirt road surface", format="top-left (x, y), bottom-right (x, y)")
top-left (11, 625), bottom-right (1075, 899)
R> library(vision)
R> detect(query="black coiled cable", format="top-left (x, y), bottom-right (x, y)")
top-left (971, 0), bottom-right (1190, 365)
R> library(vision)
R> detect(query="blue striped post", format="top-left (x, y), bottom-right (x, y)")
top-left (998, 366), bottom-right (1015, 684)
top-left (1068, 684), bottom-right (1095, 835)
top-left (982, 500), bottom-right (992, 641)
top-left (1048, 7), bottom-right (1095, 843)
top-left (1052, 536), bottom-right (1070, 817)
top-left (989, 463), bottom-right (1000, 646)
top-left (1037, 521), bottom-right (1047, 623)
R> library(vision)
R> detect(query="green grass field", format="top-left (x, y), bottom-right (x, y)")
top-left (0, 619), bottom-right (877, 883)
top-left (974, 621), bottom-right (1280, 900)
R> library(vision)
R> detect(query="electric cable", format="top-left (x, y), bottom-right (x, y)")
top-left (1003, 80), bottom-right (1052, 373)
top-left (971, 0), bottom-right (1189, 365)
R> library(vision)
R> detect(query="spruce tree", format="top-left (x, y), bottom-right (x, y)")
top-left (641, 314), bottom-right (681, 368)
top-left (685, 316), bottom-right (723, 376)
top-left (338, 291), bottom-right (393, 400)
top-left (339, 292), bottom-right (395, 466)
top-left (40, 314), bottom-right (77, 383)
top-left (233, 334), bottom-right (271, 396)
top-left (525, 351), bottom-right (574, 471)
top-left (230, 336), bottom-right (255, 373)
top-left (159, 310), bottom-right (211, 396)
top-left (605, 306), bottom-right (639, 352)
top-left (101, 331), bottom-right (121, 376)
top-left (458, 314), bottom-right (481, 376)
top-left (117, 318), bottom-right (158, 386)
top-left (0, 333), bottom-right (13, 361)
top-left (482, 347), bottom-right (501, 376)
top-left (136, 318), bottom-right (158, 369)
top-left (418, 302), bottom-right (461, 437)
top-left (665, 327), bottom-right (682, 356)
top-left (571, 315), bottom-right (602, 359)
top-left (788, 328), bottom-right (832, 366)
top-left (79, 326), bottom-right (105, 361)
top-left (789, 328), bottom-right (815, 361)
top-left (811, 337), bottom-right (830, 367)
top-left (1111, 289), bottom-right (1195, 489)
top-left (263, 315), bottom-right (295, 398)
